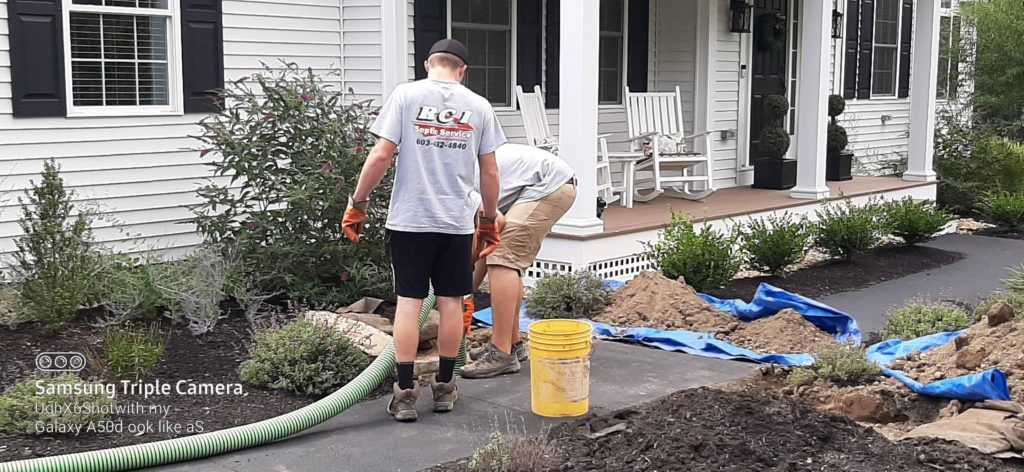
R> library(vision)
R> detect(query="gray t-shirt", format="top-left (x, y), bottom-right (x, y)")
top-left (370, 79), bottom-right (506, 234)
top-left (493, 143), bottom-right (575, 213)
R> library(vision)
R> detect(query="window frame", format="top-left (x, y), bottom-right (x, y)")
top-left (62, 0), bottom-right (184, 118)
top-left (870, 0), bottom-right (902, 98)
top-left (936, 4), bottom-right (960, 101)
top-left (446, 0), bottom-right (517, 110)
top-left (598, 0), bottom-right (627, 106)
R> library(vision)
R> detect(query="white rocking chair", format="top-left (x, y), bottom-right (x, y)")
top-left (613, 85), bottom-right (715, 202)
top-left (516, 85), bottom-right (620, 206)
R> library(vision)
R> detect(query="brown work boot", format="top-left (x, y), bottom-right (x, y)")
top-left (459, 343), bottom-right (521, 379)
top-left (430, 377), bottom-right (459, 413)
top-left (387, 382), bottom-right (419, 422)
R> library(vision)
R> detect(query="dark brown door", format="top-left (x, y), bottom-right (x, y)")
top-left (748, 0), bottom-right (790, 163)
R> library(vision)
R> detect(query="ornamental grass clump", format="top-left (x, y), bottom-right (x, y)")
top-left (102, 324), bottom-right (165, 381)
top-left (880, 198), bottom-right (952, 245)
top-left (646, 213), bottom-right (741, 292)
top-left (880, 300), bottom-right (973, 341)
top-left (739, 213), bottom-right (810, 277)
top-left (526, 271), bottom-right (607, 320)
top-left (468, 432), bottom-right (560, 472)
top-left (0, 374), bottom-right (115, 436)
top-left (239, 319), bottom-right (370, 396)
top-left (193, 62), bottom-right (391, 305)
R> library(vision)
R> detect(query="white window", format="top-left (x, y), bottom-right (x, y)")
top-left (449, 0), bottom-right (514, 107)
top-left (871, 0), bottom-right (901, 97)
top-left (937, 5), bottom-right (961, 100)
top-left (598, 0), bottom-right (625, 105)
top-left (64, 0), bottom-right (181, 116)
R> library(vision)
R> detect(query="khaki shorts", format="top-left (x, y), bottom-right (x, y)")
top-left (487, 183), bottom-right (577, 271)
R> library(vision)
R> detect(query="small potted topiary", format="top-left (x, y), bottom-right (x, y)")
top-left (753, 94), bottom-right (797, 190)
top-left (826, 94), bottom-right (854, 181)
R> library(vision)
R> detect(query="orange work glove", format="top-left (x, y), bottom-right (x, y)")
top-left (462, 295), bottom-right (475, 334)
top-left (476, 219), bottom-right (502, 259)
top-left (341, 196), bottom-right (368, 243)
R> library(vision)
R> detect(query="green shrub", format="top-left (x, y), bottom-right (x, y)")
top-left (881, 301), bottom-right (972, 341)
top-left (740, 213), bottom-right (810, 277)
top-left (525, 271), bottom-right (607, 320)
top-left (975, 291), bottom-right (1024, 320)
top-left (978, 192), bottom-right (1024, 230)
top-left (789, 345), bottom-right (882, 387)
top-left (0, 374), bottom-right (115, 436)
top-left (813, 199), bottom-right (883, 260)
top-left (239, 320), bottom-right (370, 396)
top-left (193, 63), bottom-right (391, 306)
top-left (159, 245), bottom-right (232, 335)
top-left (936, 135), bottom-right (1024, 213)
top-left (646, 213), bottom-right (742, 292)
top-left (96, 255), bottom-right (179, 322)
top-left (103, 325), bottom-right (165, 381)
top-left (827, 122), bottom-right (849, 154)
top-left (1003, 264), bottom-right (1024, 294)
top-left (10, 161), bottom-right (104, 326)
top-left (758, 127), bottom-right (791, 160)
top-left (828, 94), bottom-right (846, 118)
top-left (469, 432), bottom-right (559, 472)
top-left (880, 198), bottom-right (952, 245)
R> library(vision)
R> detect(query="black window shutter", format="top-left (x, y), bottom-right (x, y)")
top-left (897, 0), bottom-right (913, 98)
top-left (7, 0), bottom-right (65, 117)
top-left (414, 0), bottom-right (447, 80)
top-left (517, 0), bottom-right (543, 92)
top-left (545, 0), bottom-right (560, 108)
top-left (181, 0), bottom-right (224, 113)
top-left (626, 0), bottom-right (649, 93)
top-left (856, 0), bottom-right (875, 99)
top-left (843, 0), bottom-right (860, 99)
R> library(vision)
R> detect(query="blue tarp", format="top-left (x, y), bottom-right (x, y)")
top-left (473, 282), bottom-right (861, 367)
top-left (866, 331), bottom-right (1011, 402)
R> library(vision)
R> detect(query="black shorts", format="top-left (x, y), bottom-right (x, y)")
top-left (386, 230), bottom-right (474, 299)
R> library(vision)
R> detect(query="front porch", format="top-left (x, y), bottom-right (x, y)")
top-left (526, 177), bottom-right (937, 284)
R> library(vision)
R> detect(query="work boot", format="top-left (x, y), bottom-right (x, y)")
top-left (513, 340), bottom-right (529, 362)
top-left (430, 377), bottom-right (459, 413)
top-left (387, 382), bottom-right (419, 422)
top-left (459, 343), bottom-right (521, 379)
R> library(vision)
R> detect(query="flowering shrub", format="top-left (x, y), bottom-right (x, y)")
top-left (193, 63), bottom-right (391, 305)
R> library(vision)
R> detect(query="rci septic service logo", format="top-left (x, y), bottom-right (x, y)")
top-left (36, 352), bottom-right (87, 372)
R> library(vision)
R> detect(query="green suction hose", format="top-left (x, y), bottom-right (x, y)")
top-left (1, 293), bottom-right (463, 472)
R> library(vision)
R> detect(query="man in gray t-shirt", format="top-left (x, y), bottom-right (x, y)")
top-left (342, 39), bottom-right (505, 422)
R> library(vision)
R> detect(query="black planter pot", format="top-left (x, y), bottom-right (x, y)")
top-left (827, 150), bottom-right (854, 181)
top-left (752, 158), bottom-right (797, 190)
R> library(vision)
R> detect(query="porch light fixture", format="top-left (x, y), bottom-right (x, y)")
top-left (730, 0), bottom-right (754, 33)
top-left (831, 9), bottom-right (844, 39)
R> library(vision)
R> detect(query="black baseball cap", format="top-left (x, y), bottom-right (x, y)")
top-left (428, 39), bottom-right (470, 66)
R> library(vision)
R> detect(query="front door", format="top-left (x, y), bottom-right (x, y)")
top-left (748, 0), bottom-right (790, 163)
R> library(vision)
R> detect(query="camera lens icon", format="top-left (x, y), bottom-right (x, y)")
top-left (36, 352), bottom-right (86, 372)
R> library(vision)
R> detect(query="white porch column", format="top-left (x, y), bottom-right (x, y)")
top-left (905, 0), bottom-right (941, 182)
top-left (790, 0), bottom-right (832, 200)
top-left (381, 0), bottom-right (411, 98)
top-left (552, 0), bottom-right (604, 236)
top-left (695, 0), bottom-right (718, 146)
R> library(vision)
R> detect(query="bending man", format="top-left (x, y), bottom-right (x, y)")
top-left (461, 143), bottom-right (577, 379)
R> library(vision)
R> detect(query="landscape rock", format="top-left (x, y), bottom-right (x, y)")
top-left (338, 312), bottom-right (393, 334)
top-left (955, 345), bottom-right (987, 371)
top-left (986, 301), bottom-right (1015, 327)
top-left (836, 391), bottom-right (904, 423)
top-left (419, 309), bottom-right (441, 341)
top-left (954, 335), bottom-right (971, 351)
top-left (304, 310), bottom-right (393, 357)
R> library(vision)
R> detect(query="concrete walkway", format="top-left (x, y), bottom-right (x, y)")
top-left (821, 234), bottom-right (1024, 334)
top-left (151, 342), bottom-right (755, 472)
top-left (149, 233), bottom-right (1024, 472)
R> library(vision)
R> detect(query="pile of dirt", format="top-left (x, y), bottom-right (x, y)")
top-left (595, 272), bottom-right (837, 354)
top-left (723, 308), bottom-right (837, 354)
top-left (594, 271), bottom-right (734, 332)
top-left (550, 388), bottom-right (1011, 471)
top-left (899, 315), bottom-right (1024, 403)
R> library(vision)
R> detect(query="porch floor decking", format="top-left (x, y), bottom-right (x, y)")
top-left (584, 177), bottom-right (934, 238)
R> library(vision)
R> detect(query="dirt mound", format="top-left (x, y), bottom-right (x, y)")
top-left (551, 388), bottom-right (1010, 471)
top-left (595, 272), bottom-right (836, 354)
top-left (900, 318), bottom-right (1024, 402)
top-left (594, 271), bottom-right (733, 332)
top-left (724, 308), bottom-right (837, 354)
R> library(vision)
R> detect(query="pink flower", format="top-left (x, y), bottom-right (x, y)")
top-left (355, 147), bottom-right (365, 154)
top-left (339, 272), bottom-right (351, 282)
top-left (264, 113), bottom-right (277, 120)
top-left (301, 92), bottom-right (310, 102)
top-left (245, 221), bottom-right (258, 230)
top-left (322, 162), bottom-right (334, 172)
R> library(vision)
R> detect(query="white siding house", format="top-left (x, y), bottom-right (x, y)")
top-left (0, 0), bottom-right (963, 281)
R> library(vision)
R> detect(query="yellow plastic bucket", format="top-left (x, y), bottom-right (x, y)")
top-left (528, 319), bottom-right (593, 418)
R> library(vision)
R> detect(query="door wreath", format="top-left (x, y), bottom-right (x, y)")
top-left (755, 12), bottom-right (787, 53)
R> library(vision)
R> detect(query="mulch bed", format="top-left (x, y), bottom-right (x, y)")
top-left (434, 388), bottom-right (1017, 471)
top-left (0, 310), bottom-right (382, 463)
top-left (708, 245), bottom-right (965, 301)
